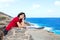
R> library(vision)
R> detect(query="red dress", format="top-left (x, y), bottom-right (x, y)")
top-left (5, 17), bottom-right (22, 31)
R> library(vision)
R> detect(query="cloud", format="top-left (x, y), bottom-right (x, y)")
top-left (32, 4), bottom-right (40, 9)
top-left (29, 4), bottom-right (40, 10)
top-left (48, 9), bottom-right (54, 13)
top-left (0, 0), bottom-right (15, 8)
top-left (0, 3), bottom-right (10, 8)
top-left (0, 4), bottom-right (9, 8)
top-left (0, 0), bottom-right (14, 3)
top-left (54, 1), bottom-right (60, 6)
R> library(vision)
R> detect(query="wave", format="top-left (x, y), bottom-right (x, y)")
top-left (26, 22), bottom-right (53, 30)
top-left (52, 30), bottom-right (60, 35)
top-left (26, 22), bottom-right (40, 28)
top-left (26, 22), bottom-right (60, 34)
top-left (43, 26), bottom-right (53, 31)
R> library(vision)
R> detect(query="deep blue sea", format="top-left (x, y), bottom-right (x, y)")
top-left (26, 18), bottom-right (60, 35)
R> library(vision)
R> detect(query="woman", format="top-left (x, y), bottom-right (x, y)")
top-left (3, 12), bottom-right (26, 36)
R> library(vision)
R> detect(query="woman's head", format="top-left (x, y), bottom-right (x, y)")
top-left (17, 12), bottom-right (26, 20)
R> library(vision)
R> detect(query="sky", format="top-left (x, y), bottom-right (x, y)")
top-left (0, 0), bottom-right (60, 18)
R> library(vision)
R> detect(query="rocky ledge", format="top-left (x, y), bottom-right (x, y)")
top-left (3, 27), bottom-right (60, 40)
top-left (3, 27), bottom-right (33, 40)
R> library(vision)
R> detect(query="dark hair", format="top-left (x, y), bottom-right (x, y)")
top-left (17, 12), bottom-right (26, 20)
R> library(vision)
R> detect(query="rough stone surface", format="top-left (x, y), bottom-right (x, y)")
top-left (3, 27), bottom-right (60, 40)
top-left (3, 27), bottom-right (33, 40)
top-left (25, 29), bottom-right (60, 40)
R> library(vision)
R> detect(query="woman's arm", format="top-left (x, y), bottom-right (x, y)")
top-left (17, 19), bottom-right (26, 28)
top-left (21, 19), bottom-right (25, 27)
top-left (17, 22), bottom-right (24, 28)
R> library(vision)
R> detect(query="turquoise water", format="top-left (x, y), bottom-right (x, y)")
top-left (26, 18), bottom-right (60, 35)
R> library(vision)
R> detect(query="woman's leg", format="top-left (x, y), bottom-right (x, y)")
top-left (3, 29), bottom-right (8, 36)
top-left (3, 26), bottom-right (13, 36)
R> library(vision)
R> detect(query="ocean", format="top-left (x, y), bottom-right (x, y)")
top-left (26, 18), bottom-right (60, 35)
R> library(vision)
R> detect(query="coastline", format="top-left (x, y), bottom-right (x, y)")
top-left (3, 27), bottom-right (60, 40)
top-left (25, 22), bottom-right (60, 35)
top-left (25, 29), bottom-right (60, 40)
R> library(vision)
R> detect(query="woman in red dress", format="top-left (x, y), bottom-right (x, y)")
top-left (3, 12), bottom-right (26, 36)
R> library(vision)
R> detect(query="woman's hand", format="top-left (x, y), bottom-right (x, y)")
top-left (22, 18), bottom-right (24, 22)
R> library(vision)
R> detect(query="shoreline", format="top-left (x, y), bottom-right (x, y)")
top-left (32, 23), bottom-right (60, 35)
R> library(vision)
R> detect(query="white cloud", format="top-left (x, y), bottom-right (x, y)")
top-left (32, 4), bottom-right (40, 9)
top-left (0, 0), bottom-right (15, 8)
top-left (54, 1), bottom-right (60, 6)
top-left (0, 0), bottom-right (14, 3)
top-left (29, 4), bottom-right (40, 10)
top-left (48, 9), bottom-right (54, 13)
top-left (0, 4), bottom-right (9, 8)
